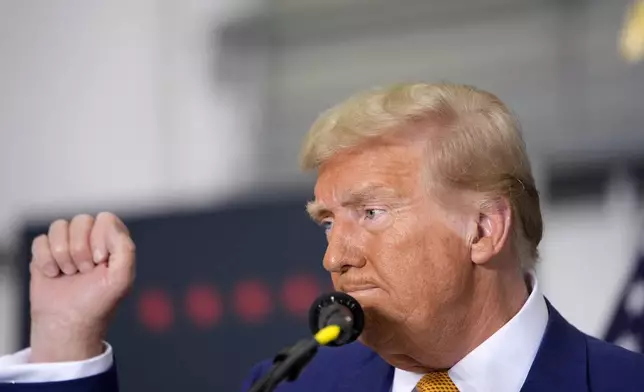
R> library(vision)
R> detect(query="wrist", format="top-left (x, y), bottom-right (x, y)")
top-left (29, 318), bottom-right (106, 363)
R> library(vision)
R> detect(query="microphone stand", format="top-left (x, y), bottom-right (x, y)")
top-left (248, 338), bottom-right (320, 392)
top-left (249, 292), bottom-right (364, 392)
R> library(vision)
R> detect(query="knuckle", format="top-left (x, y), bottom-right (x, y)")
top-left (96, 211), bottom-right (116, 223)
top-left (116, 233), bottom-right (136, 253)
top-left (123, 238), bottom-right (136, 253)
top-left (70, 242), bottom-right (89, 258)
top-left (97, 211), bottom-right (128, 233)
top-left (50, 218), bottom-right (68, 229)
top-left (31, 234), bottom-right (47, 254)
top-left (71, 213), bottom-right (94, 225)
top-left (48, 219), bottom-right (69, 239)
top-left (51, 243), bottom-right (69, 258)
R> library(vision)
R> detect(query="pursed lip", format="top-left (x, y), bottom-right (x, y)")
top-left (342, 285), bottom-right (379, 295)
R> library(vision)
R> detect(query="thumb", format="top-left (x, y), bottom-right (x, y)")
top-left (104, 223), bottom-right (136, 292)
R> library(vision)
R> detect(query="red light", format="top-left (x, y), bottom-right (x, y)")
top-left (233, 280), bottom-right (272, 324)
top-left (138, 289), bottom-right (173, 333)
top-left (281, 274), bottom-right (321, 317)
top-left (185, 284), bottom-right (223, 329)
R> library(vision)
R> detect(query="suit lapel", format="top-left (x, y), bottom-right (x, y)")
top-left (335, 350), bottom-right (394, 392)
top-left (521, 300), bottom-right (589, 392)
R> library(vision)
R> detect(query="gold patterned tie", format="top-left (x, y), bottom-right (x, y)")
top-left (414, 372), bottom-right (459, 392)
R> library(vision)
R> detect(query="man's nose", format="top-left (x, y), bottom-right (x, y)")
top-left (322, 225), bottom-right (365, 273)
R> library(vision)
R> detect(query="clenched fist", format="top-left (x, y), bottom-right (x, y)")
top-left (29, 212), bottom-right (136, 363)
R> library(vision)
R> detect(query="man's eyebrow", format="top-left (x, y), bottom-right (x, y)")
top-left (306, 200), bottom-right (328, 223)
top-left (306, 184), bottom-right (402, 222)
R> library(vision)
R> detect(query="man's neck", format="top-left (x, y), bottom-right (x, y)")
top-left (458, 269), bottom-right (530, 361)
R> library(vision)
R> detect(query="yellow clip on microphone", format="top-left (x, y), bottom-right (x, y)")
top-left (313, 324), bottom-right (342, 345)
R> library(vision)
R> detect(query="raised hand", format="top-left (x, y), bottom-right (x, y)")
top-left (28, 212), bottom-right (136, 363)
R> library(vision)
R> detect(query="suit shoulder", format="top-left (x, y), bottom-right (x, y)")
top-left (586, 334), bottom-right (644, 390)
top-left (586, 335), bottom-right (644, 368)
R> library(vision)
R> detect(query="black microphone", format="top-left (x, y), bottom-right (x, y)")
top-left (308, 291), bottom-right (365, 346)
top-left (249, 292), bottom-right (365, 392)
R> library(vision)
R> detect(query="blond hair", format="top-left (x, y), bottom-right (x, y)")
top-left (299, 82), bottom-right (543, 269)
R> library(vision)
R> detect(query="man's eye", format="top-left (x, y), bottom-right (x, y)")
top-left (365, 209), bottom-right (386, 220)
top-left (321, 220), bottom-right (333, 232)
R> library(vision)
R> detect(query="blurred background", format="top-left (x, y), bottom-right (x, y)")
top-left (1, 0), bottom-right (644, 390)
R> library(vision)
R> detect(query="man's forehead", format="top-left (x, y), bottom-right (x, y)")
top-left (312, 182), bottom-right (403, 205)
top-left (314, 160), bottom-right (419, 199)
top-left (311, 140), bottom-right (426, 203)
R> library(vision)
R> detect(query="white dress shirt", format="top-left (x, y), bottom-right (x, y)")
top-left (0, 343), bottom-right (113, 383)
top-left (392, 273), bottom-right (549, 392)
top-left (0, 274), bottom-right (548, 390)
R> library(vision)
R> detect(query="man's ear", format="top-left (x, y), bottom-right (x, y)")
top-left (470, 198), bottom-right (512, 265)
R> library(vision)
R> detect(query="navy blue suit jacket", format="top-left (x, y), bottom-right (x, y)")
top-left (2, 302), bottom-right (644, 392)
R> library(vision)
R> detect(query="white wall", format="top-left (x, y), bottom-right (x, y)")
top-left (0, 0), bottom-right (261, 249)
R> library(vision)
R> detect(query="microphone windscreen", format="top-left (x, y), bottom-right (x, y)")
top-left (308, 292), bottom-right (364, 346)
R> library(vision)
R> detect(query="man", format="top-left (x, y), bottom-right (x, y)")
top-left (1, 82), bottom-right (643, 392)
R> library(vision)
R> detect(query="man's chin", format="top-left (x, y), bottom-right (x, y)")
top-left (354, 307), bottom-right (400, 352)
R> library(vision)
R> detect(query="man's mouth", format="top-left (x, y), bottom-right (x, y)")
top-left (343, 286), bottom-right (379, 296)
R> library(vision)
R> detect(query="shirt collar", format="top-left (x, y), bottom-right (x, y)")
top-left (391, 272), bottom-right (549, 392)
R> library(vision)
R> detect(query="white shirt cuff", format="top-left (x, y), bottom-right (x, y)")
top-left (0, 342), bottom-right (114, 383)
